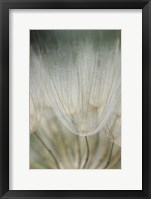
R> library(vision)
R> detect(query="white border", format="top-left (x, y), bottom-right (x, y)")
top-left (9, 9), bottom-right (142, 190)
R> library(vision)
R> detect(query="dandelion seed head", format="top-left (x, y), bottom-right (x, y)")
top-left (30, 30), bottom-right (121, 170)
top-left (30, 30), bottom-right (121, 138)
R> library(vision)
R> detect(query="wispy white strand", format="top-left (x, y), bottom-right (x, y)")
top-left (30, 46), bottom-right (49, 133)
top-left (41, 31), bottom-right (121, 137)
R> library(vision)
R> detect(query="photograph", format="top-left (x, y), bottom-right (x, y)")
top-left (1, 0), bottom-right (149, 197)
top-left (30, 30), bottom-right (121, 169)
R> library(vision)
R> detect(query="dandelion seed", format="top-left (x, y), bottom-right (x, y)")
top-left (42, 31), bottom-right (121, 137)
top-left (29, 47), bottom-right (46, 133)
top-left (30, 30), bottom-right (121, 169)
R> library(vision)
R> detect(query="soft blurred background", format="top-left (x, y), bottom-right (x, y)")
top-left (30, 30), bottom-right (121, 169)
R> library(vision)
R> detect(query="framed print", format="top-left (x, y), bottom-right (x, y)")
top-left (0, 0), bottom-right (150, 198)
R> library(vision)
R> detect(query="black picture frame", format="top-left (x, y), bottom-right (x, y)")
top-left (0, 0), bottom-right (150, 198)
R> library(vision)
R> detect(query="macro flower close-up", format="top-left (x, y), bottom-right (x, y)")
top-left (30, 30), bottom-right (121, 169)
